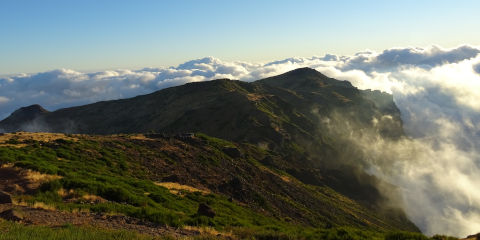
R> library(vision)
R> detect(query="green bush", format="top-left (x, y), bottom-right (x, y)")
top-left (40, 180), bottom-right (63, 192)
top-left (385, 231), bottom-right (429, 240)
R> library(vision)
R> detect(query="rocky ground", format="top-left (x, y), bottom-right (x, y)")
top-left (0, 164), bottom-right (230, 239)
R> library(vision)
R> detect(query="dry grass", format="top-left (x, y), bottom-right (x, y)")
top-left (154, 182), bottom-right (210, 195)
top-left (57, 188), bottom-right (107, 203)
top-left (81, 194), bottom-right (107, 203)
top-left (0, 143), bottom-right (27, 148)
top-left (14, 201), bottom-right (57, 211)
top-left (32, 202), bottom-right (57, 210)
top-left (24, 168), bottom-right (61, 183)
top-left (126, 134), bottom-right (154, 141)
top-left (246, 93), bottom-right (273, 101)
top-left (0, 164), bottom-right (62, 208)
top-left (0, 163), bottom-right (62, 186)
top-left (0, 132), bottom-right (78, 147)
top-left (1, 163), bottom-right (15, 168)
top-left (57, 188), bottom-right (75, 198)
top-left (332, 91), bottom-right (352, 103)
top-left (183, 226), bottom-right (234, 239)
top-left (259, 166), bottom-right (293, 183)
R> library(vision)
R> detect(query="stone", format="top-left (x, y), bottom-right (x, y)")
top-left (0, 209), bottom-right (24, 222)
top-left (197, 203), bottom-right (215, 218)
top-left (0, 191), bottom-right (12, 204)
top-left (222, 147), bottom-right (242, 158)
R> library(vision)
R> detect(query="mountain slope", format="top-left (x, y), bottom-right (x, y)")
top-left (0, 104), bottom-right (49, 132)
top-left (0, 132), bottom-right (418, 235)
top-left (0, 68), bottom-right (417, 233)
top-left (0, 68), bottom-right (402, 144)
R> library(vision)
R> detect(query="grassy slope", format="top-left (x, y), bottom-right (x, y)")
top-left (0, 220), bottom-right (159, 240)
top-left (1, 219), bottom-right (446, 240)
top-left (1, 220), bottom-right (454, 240)
top-left (0, 133), bottom-right (425, 239)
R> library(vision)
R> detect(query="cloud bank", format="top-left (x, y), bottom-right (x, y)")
top-left (1, 45), bottom-right (480, 237)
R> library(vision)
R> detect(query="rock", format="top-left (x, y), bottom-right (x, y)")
top-left (222, 147), bottom-right (242, 158)
top-left (4, 184), bottom-right (25, 195)
top-left (197, 203), bottom-right (215, 218)
top-left (0, 209), bottom-right (24, 222)
top-left (0, 191), bottom-right (12, 204)
top-left (162, 174), bottom-right (179, 182)
top-left (464, 233), bottom-right (480, 240)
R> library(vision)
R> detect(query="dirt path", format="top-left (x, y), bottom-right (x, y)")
top-left (0, 164), bottom-right (227, 238)
top-left (0, 203), bottom-right (208, 238)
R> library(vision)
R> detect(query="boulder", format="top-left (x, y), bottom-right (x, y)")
top-left (0, 191), bottom-right (12, 204)
top-left (197, 203), bottom-right (215, 218)
top-left (162, 174), bottom-right (179, 182)
top-left (464, 233), bottom-right (480, 240)
top-left (222, 147), bottom-right (242, 158)
top-left (0, 209), bottom-right (24, 222)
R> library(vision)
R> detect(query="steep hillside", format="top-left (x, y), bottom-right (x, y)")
top-left (0, 132), bottom-right (418, 238)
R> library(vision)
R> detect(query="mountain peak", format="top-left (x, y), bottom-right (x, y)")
top-left (258, 67), bottom-right (351, 91)
top-left (278, 67), bottom-right (328, 79)
top-left (286, 67), bottom-right (321, 74)
top-left (12, 104), bottom-right (49, 116)
top-left (18, 104), bottom-right (48, 112)
top-left (0, 104), bottom-right (49, 131)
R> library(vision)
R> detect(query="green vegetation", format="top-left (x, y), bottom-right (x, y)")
top-left (0, 133), bottom-right (457, 240)
top-left (0, 220), bottom-right (157, 240)
top-left (0, 220), bottom-right (443, 240)
top-left (0, 137), bottom-right (286, 230)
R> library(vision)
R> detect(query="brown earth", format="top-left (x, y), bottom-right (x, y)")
top-left (0, 164), bottom-right (61, 195)
top-left (0, 203), bottom-right (227, 238)
top-left (0, 164), bottom-right (229, 239)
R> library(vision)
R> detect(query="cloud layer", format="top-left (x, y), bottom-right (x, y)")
top-left (1, 45), bottom-right (480, 237)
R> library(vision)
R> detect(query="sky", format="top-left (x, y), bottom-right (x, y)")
top-left (1, 0), bottom-right (480, 74)
top-left (1, 1), bottom-right (480, 237)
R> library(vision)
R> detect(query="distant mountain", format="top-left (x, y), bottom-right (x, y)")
top-left (0, 68), bottom-right (416, 231)
top-left (0, 67), bottom-right (402, 142)
top-left (0, 104), bottom-right (49, 130)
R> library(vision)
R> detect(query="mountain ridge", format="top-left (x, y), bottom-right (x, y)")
top-left (0, 68), bottom-right (417, 233)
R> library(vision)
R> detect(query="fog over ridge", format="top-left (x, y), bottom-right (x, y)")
top-left (1, 45), bottom-right (480, 236)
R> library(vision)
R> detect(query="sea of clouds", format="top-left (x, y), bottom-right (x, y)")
top-left (1, 45), bottom-right (479, 236)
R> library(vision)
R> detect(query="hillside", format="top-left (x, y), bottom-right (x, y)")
top-left (0, 68), bottom-right (402, 140)
top-left (0, 68), bottom-right (421, 238)
top-left (0, 132), bottom-right (418, 239)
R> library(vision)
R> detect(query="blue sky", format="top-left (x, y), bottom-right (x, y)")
top-left (1, 0), bottom-right (479, 74)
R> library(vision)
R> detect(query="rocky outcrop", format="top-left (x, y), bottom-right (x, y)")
top-left (0, 209), bottom-right (24, 222)
top-left (0, 191), bottom-right (12, 204)
top-left (462, 233), bottom-right (480, 240)
top-left (197, 203), bottom-right (215, 218)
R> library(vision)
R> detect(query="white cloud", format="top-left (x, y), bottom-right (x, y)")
top-left (339, 45), bottom-right (480, 72)
top-left (1, 45), bottom-right (480, 237)
top-left (0, 96), bottom-right (9, 104)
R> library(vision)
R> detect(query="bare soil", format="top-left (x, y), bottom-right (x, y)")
top-left (0, 203), bottom-right (203, 238)
top-left (0, 165), bottom-right (228, 239)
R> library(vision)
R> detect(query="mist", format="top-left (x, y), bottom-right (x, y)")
top-left (321, 109), bottom-right (480, 237)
